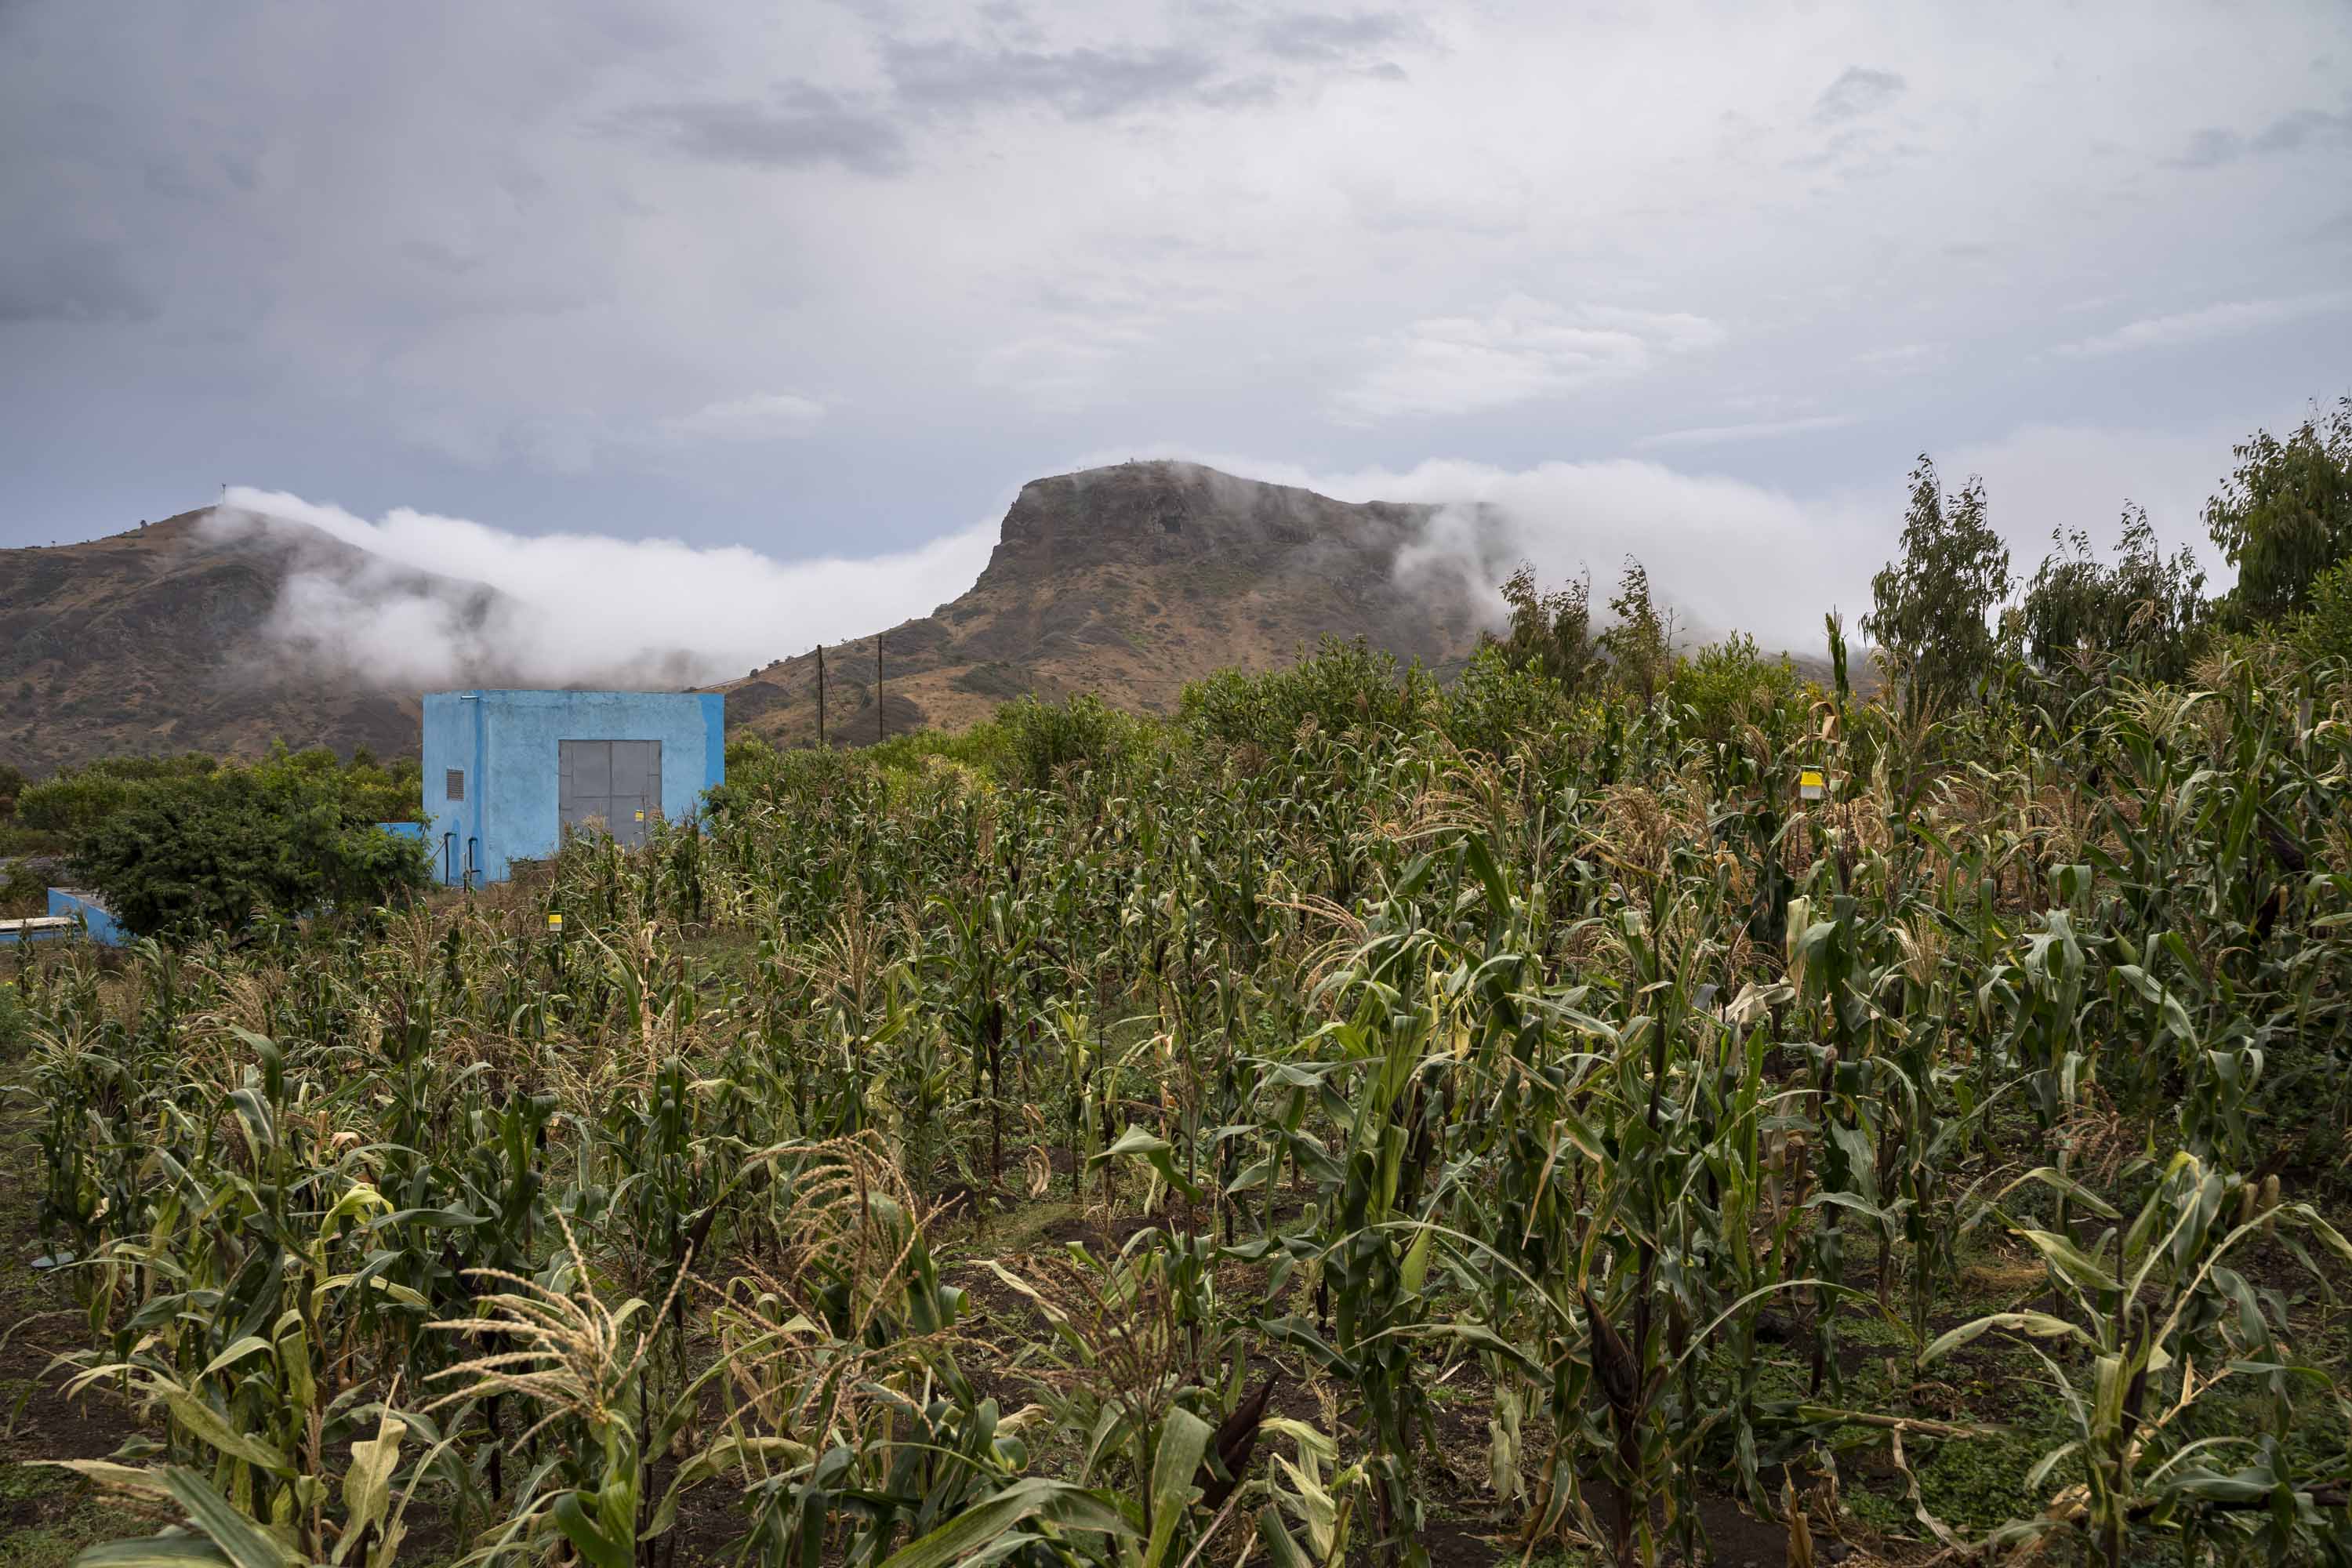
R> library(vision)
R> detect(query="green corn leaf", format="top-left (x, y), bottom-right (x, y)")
top-left (648, 1435), bottom-right (815, 1536)
top-left (156, 1388), bottom-right (292, 1478)
top-left (334, 1414), bottom-right (406, 1565)
top-left (2024, 1438), bottom-right (2084, 1491)
top-left (196, 1338), bottom-right (274, 1381)
top-left (158, 1468), bottom-right (298, 1568)
top-left (68, 1537), bottom-right (236, 1568)
top-left (1921, 1312), bottom-right (2088, 1365)
top-left (1091, 1126), bottom-right (1203, 1203)
top-left (1254, 1504), bottom-right (1316, 1568)
top-left (1144, 1406), bottom-right (1214, 1568)
top-left (1399, 1225), bottom-right (1434, 1297)
top-left (2015, 1229), bottom-right (2121, 1294)
top-left (873, 1479), bottom-right (1134, 1568)
top-left (552, 1490), bottom-right (633, 1568)
top-left (38, 1461), bottom-right (178, 1504)
top-left (1998, 1166), bottom-right (2123, 1220)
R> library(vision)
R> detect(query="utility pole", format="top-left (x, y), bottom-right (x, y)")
top-left (815, 643), bottom-right (826, 750)
top-left (876, 633), bottom-right (885, 744)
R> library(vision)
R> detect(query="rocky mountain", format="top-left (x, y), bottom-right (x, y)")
top-left (0, 510), bottom-right (499, 774)
top-left (5, 461), bottom-right (1596, 772)
top-left (717, 461), bottom-right (1508, 747)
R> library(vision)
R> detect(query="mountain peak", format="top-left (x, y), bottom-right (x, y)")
top-left (720, 462), bottom-right (1501, 746)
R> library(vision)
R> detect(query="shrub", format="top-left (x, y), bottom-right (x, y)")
top-left (15, 753), bottom-right (217, 834)
top-left (1667, 633), bottom-right (1806, 744)
top-left (71, 768), bottom-right (429, 942)
top-left (2020, 506), bottom-right (2206, 684)
top-left (1442, 642), bottom-right (1570, 758)
top-left (996, 694), bottom-right (1137, 789)
top-left (0, 857), bottom-right (45, 916)
top-left (2292, 558), bottom-right (2352, 666)
top-left (1599, 557), bottom-right (1674, 708)
top-left (16, 747), bottom-right (419, 839)
top-left (1179, 636), bottom-right (1433, 756)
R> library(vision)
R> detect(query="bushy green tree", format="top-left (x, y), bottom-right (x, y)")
top-left (2020, 505), bottom-right (2206, 682)
top-left (1864, 456), bottom-right (2013, 710)
top-left (71, 768), bottom-right (427, 942)
top-left (1490, 562), bottom-right (1600, 695)
top-left (1599, 556), bottom-right (1673, 707)
top-left (2205, 396), bottom-right (2352, 624)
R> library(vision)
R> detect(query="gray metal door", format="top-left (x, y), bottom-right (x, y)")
top-left (558, 739), bottom-right (663, 848)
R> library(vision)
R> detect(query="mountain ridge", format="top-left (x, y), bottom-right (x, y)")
top-left (2, 510), bottom-right (445, 775)
top-left (7, 460), bottom-right (1805, 774)
top-left (713, 459), bottom-right (1508, 747)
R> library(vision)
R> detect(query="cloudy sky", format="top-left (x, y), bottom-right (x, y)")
top-left (5, 1), bottom-right (2349, 653)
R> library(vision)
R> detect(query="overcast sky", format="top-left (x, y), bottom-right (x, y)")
top-left (5, 1), bottom-right (2349, 648)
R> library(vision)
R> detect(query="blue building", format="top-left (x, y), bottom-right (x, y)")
top-left (422, 691), bottom-right (724, 886)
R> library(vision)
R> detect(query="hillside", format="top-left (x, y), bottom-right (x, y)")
top-left (0, 510), bottom-right (488, 774)
top-left (9, 461), bottom-right (1821, 772)
top-left (719, 461), bottom-right (1507, 746)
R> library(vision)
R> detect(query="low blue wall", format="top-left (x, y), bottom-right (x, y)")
top-left (45, 889), bottom-right (126, 946)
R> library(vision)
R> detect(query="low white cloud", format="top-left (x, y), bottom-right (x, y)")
top-left (1334, 296), bottom-right (1726, 421)
top-left (1088, 447), bottom-right (1875, 648)
top-left (2054, 292), bottom-right (2352, 358)
top-left (659, 392), bottom-right (826, 441)
top-left (1093, 418), bottom-right (2243, 652)
top-left (204, 407), bottom-right (2253, 706)
top-left (206, 486), bottom-right (995, 692)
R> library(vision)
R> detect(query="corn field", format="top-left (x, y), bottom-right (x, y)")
top-left (9, 641), bottom-right (2352, 1568)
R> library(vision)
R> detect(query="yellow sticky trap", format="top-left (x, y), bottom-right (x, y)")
top-left (1799, 769), bottom-right (1825, 801)
top-left (546, 913), bottom-right (563, 931)
top-left (633, 811), bottom-right (645, 822)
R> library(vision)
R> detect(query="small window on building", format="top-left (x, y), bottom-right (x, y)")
top-left (445, 768), bottom-right (466, 802)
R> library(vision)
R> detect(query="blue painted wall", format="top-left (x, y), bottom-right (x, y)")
top-left (421, 691), bottom-right (724, 885)
top-left (46, 888), bottom-right (127, 946)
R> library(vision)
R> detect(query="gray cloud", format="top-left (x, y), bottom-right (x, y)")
top-left (881, 38), bottom-right (1221, 119)
top-left (0, 242), bottom-right (153, 324)
top-left (616, 88), bottom-right (909, 174)
top-left (2253, 106), bottom-right (2352, 154)
top-left (2169, 105), bottom-right (2352, 167)
top-left (1257, 12), bottom-right (1421, 63)
top-left (1813, 66), bottom-right (1905, 123)
top-left (2, 0), bottom-right (2348, 600)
